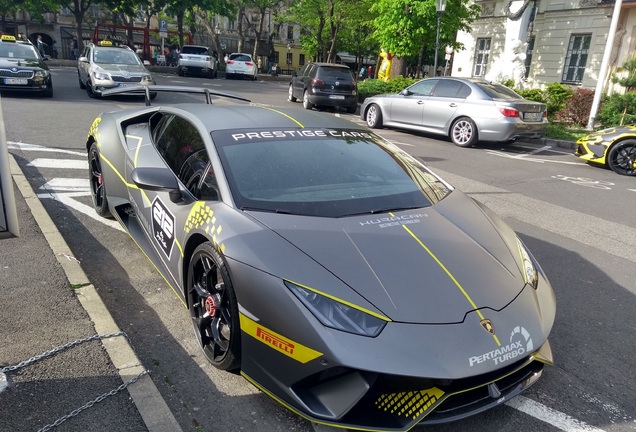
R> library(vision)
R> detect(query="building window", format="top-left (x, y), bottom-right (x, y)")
top-left (228, 20), bottom-right (235, 30)
top-left (287, 25), bottom-right (294, 41)
top-left (299, 53), bottom-right (305, 66)
top-left (273, 51), bottom-right (280, 63)
top-left (562, 34), bottom-right (591, 84)
top-left (524, 36), bottom-right (535, 79)
top-left (274, 24), bottom-right (281, 39)
top-left (286, 52), bottom-right (292, 65)
top-left (473, 38), bottom-right (491, 77)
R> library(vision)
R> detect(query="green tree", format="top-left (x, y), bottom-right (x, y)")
top-left (371, 0), bottom-right (479, 78)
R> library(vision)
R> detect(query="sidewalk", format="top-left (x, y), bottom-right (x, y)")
top-left (0, 156), bottom-right (182, 432)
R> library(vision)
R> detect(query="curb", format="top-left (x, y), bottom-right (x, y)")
top-left (9, 154), bottom-right (183, 432)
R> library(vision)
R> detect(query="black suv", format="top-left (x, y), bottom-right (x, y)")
top-left (288, 62), bottom-right (357, 113)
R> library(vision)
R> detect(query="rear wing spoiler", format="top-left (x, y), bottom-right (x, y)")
top-left (101, 85), bottom-right (251, 106)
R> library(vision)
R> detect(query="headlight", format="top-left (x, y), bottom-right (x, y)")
top-left (517, 238), bottom-right (538, 289)
top-left (93, 70), bottom-right (110, 80)
top-left (285, 280), bottom-right (388, 337)
top-left (34, 70), bottom-right (49, 78)
top-left (141, 74), bottom-right (153, 82)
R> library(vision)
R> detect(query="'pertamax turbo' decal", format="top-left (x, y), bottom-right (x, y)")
top-left (469, 325), bottom-right (533, 367)
top-left (152, 197), bottom-right (175, 259)
top-left (240, 313), bottom-right (322, 363)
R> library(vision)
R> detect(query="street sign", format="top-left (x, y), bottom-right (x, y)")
top-left (159, 19), bottom-right (168, 33)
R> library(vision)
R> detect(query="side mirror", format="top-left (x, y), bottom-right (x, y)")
top-left (131, 167), bottom-right (183, 203)
top-left (399, 89), bottom-right (412, 96)
top-left (78, 56), bottom-right (88, 62)
top-left (143, 60), bottom-right (151, 66)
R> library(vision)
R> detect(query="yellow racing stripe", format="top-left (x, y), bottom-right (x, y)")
top-left (392, 213), bottom-right (501, 346)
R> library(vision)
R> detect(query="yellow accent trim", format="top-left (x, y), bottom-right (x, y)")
top-left (239, 313), bottom-right (322, 363)
top-left (126, 134), bottom-right (144, 168)
top-left (254, 105), bottom-right (304, 128)
top-left (395, 217), bottom-right (501, 346)
top-left (174, 239), bottom-right (184, 258)
top-left (100, 153), bottom-right (138, 189)
top-left (284, 279), bottom-right (391, 322)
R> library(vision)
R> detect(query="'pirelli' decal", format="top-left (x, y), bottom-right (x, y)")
top-left (240, 313), bottom-right (322, 363)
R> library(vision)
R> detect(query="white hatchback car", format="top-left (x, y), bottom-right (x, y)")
top-left (225, 53), bottom-right (257, 80)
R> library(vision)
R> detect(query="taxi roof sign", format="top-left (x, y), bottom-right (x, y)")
top-left (99, 40), bottom-right (113, 46)
top-left (1, 35), bottom-right (16, 42)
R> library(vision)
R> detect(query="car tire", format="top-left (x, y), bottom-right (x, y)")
top-left (88, 142), bottom-right (111, 218)
top-left (346, 105), bottom-right (357, 114)
top-left (78, 72), bottom-right (86, 89)
top-left (450, 117), bottom-right (478, 147)
top-left (303, 91), bottom-right (313, 110)
top-left (366, 104), bottom-right (382, 128)
top-left (607, 139), bottom-right (636, 176)
top-left (288, 85), bottom-right (297, 102)
top-left (177, 67), bottom-right (184, 77)
top-left (86, 80), bottom-right (99, 99)
top-left (43, 85), bottom-right (53, 98)
top-left (187, 242), bottom-right (241, 371)
top-left (225, 73), bottom-right (232, 80)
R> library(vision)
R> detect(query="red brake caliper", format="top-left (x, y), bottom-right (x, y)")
top-left (204, 296), bottom-right (217, 316)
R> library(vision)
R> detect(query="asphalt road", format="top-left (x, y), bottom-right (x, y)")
top-left (2, 66), bottom-right (635, 432)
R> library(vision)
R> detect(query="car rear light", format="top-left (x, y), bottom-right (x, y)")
top-left (227, 60), bottom-right (235, 64)
top-left (543, 110), bottom-right (547, 118)
top-left (499, 107), bottom-right (520, 118)
top-left (245, 62), bottom-right (254, 66)
top-left (311, 78), bottom-right (324, 87)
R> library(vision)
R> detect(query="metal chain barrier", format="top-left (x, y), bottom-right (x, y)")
top-left (0, 332), bottom-right (150, 432)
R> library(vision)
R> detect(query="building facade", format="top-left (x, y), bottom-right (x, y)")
top-left (452, 0), bottom-right (636, 92)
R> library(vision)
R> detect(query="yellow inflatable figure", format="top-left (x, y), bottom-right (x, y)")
top-left (378, 49), bottom-right (392, 82)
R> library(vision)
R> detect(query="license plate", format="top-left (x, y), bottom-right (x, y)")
top-left (4, 78), bottom-right (28, 85)
top-left (523, 112), bottom-right (540, 121)
top-left (118, 83), bottom-right (136, 87)
top-left (329, 95), bottom-right (345, 100)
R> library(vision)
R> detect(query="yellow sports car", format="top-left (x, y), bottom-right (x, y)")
top-left (575, 126), bottom-right (636, 176)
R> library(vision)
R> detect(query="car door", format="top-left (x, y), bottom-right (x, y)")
top-left (130, 113), bottom-right (220, 280)
top-left (78, 46), bottom-right (92, 84)
top-left (294, 63), bottom-right (313, 97)
top-left (421, 79), bottom-right (471, 131)
top-left (388, 79), bottom-right (437, 126)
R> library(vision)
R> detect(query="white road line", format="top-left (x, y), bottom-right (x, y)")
top-left (506, 396), bottom-right (607, 432)
top-left (8, 141), bottom-right (86, 157)
top-left (36, 190), bottom-right (124, 232)
top-left (485, 149), bottom-right (584, 165)
top-left (40, 178), bottom-right (89, 192)
top-left (28, 158), bottom-right (88, 170)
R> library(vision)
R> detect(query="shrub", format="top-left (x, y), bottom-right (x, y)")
top-left (544, 82), bottom-right (574, 116)
top-left (596, 92), bottom-right (636, 127)
top-left (517, 88), bottom-right (545, 103)
top-left (357, 76), bottom-right (419, 101)
top-left (554, 88), bottom-right (594, 126)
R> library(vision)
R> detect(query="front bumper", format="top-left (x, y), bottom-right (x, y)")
top-left (243, 340), bottom-right (551, 431)
top-left (0, 76), bottom-right (51, 93)
top-left (575, 139), bottom-right (608, 165)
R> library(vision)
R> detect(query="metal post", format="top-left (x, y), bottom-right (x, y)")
top-left (586, 0), bottom-right (623, 130)
top-left (434, 12), bottom-right (442, 77)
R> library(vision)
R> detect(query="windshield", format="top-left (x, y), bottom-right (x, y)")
top-left (213, 129), bottom-right (451, 217)
top-left (0, 43), bottom-right (39, 60)
top-left (182, 46), bottom-right (209, 55)
top-left (93, 48), bottom-right (141, 65)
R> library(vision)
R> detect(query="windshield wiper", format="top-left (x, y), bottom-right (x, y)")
top-left (345, 205), bottom-right (425, 217)
top-left (240, 206), bottom-right (291, 214)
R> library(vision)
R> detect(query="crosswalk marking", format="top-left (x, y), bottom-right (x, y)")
top-left (28, 158), bottom-right (88, 170)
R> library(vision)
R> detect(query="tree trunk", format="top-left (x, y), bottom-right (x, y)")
top-left (237, 7), bottom-right (245, 54)
top-left (390, 56), bottom-right (407, 78)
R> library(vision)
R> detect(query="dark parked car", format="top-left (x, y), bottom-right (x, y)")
top-left (87, 85), bottom-right (555, 432)
top-left (0, 34), bottom-right (52, 97)
top-left (288, 62), bottom-right (358, 113)
top-left (360, 77), bottom-right (547, 147)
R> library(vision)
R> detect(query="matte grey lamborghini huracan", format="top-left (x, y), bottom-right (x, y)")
top-left (87, 86), bottom-right (556, 432)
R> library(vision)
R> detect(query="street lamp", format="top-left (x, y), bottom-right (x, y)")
top-left (444, 45), bottom-right (454, 76)
top-left (433, 0), bottom-right (447, 77)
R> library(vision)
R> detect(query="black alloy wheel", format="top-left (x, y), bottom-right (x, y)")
top-left (607, 139), bottom-right (636, 176)
top-left (188, 243), bottom-right (241, 371)
top-left (86, 80), bottom-right (99, 98)
top-left (88, 142), bottom-right (111, 217)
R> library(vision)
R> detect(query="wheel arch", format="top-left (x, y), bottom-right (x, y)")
top-left (450, 115), bottom-right (480, 143)
top-left (606, 136), bottom-right (636, 165)
top-left (182, 233), bottom-right (210, 305)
